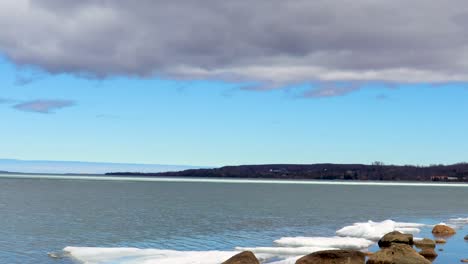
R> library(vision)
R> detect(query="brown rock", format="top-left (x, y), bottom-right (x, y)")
top-left (366, 244), bottom-right (431, 264)
top-left (296, 250), bottom-right (365, 264)
top-left (464, 235), bottom-right (468, 240)
top-left (222, 251), bottom-right (260, 264)
top-left (419, 248), bottom-right (438, 260)
top-left (432, 224), bottom-right (456, 235)
top-left (461, 259), bottom-right (468, 263)
top-left (378, 231), bottom-right (413, 248)
top-left (414, 238), bottom-right (436, 249)
top-left (435, 239), bottom-right (446, 244)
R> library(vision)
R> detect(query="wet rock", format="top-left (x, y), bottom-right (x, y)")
top-left (222, 251), bottom-right (260, 264)
top-left (432, 224), bottom-right (456, 235)
top-left (464, 235), bottom-right (468, 240)
top-left (461, 259), bottom-right (468, 263)
top-left (414, 238), bottom-right (436, 249)
top-left (419, 248), bottom-right (438, 260)
top-left (367, 244), bottom-right (431, 264)
top-left (435, 239), bottom-right (446, 244)
top-left (438, 248), bottom-right (444, 252)
top-left (296, 249), bottom-right (365, 264)
top-left (378, 231), bottom-right (413, 248)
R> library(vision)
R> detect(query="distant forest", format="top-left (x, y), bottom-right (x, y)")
top-left (107, 162), bottom-right (468, 182)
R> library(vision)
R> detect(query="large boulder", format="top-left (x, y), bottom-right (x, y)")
top-left (222, 251), bottom-right (260, 264)
top-left (367, 244), bottom-right (431, 264)
top-left (418, 248), bottom-right (438, 260)
top-left (431, 224), bottom-right (456, 235)
top-left (378, 231), bottom-right (413, 248)
top-left (296, 250), bottom-right (365, 264)
top-left (414, 238), bottom-right (436, 249)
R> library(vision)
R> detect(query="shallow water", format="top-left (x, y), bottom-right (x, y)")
top-left (0, 175), bottom-right (466, 263)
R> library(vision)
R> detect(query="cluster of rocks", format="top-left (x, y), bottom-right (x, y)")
top-left (366, 230), bottom-right (433, 264)
top-left (222, 224), bottom-right (465, 264)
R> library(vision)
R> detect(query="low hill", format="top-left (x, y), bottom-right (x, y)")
top-left (107, 163), bottom-right (468, 182)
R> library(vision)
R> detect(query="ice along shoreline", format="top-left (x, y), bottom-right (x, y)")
top-left (1, 173), bottom-right (468, 187)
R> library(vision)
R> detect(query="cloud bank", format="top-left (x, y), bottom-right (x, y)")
top-left (1, 1), bottom-right (468, 88)
top-left (13, 100), bottom-right (75, 114)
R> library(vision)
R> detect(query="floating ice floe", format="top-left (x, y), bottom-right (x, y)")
top-left (63, 247), bottom-right (252, 264)
top-left (274, 236), bottom-right (374, 250)
top-left (336, 220), bottom-right (424, 240)
top-left (448, 217), bottom-right (468, 224)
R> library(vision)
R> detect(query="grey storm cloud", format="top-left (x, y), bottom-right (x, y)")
top-left (13, 100), bottom-right (75, 114)
top-left (2, 0), bottom-right (468, 90)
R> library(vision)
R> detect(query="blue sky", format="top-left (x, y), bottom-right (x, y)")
top-left (2, 1), bottom-right (468, 167)
top-left (1, 56), bottom-right (468, 167)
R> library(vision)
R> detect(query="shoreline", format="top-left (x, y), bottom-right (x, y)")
top-left (60, 217), bottom-right (468, 264)
top-left (1, 173), bottom-right (468, 187)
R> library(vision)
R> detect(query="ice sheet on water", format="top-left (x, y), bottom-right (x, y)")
top-left (63, 247), bottom-right (246, 264)
top-left (448, 217), bottom-right (468, 224)
top-left (394, 227), bottom-right (421, 234)
top-left (335, 220), bottom-right (424, 240)
top-left (274, 236), bottom-right (374, 250)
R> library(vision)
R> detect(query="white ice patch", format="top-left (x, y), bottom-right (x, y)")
top-left (393, 222), bottom-right (426, 228)
top-left (394, 228), bottom-right (421, 234)
top-left (235, 246), bottom-right (336, 256)
top-left (63, 247), bottom-right (246, 264)
top-left (448, 217), bottom-right (468, 224)
top-left (274, 236), bottom-right (374, 250)
top-left (336, 220), bottom-right (424, 240)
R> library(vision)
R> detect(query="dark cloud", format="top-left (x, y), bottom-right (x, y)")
top-left (13, 100), bottom-right (75, 114)
top-left (1, 1), bottom-right (468, 93)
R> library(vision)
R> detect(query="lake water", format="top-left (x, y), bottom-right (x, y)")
top-left (0, 174), bottom-right (467, 263)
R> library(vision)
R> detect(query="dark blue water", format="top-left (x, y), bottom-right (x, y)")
top-left (0, 176), bottom-right (466, 263)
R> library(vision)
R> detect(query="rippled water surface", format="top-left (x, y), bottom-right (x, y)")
top-left (0, 175), bottom-right (466, 263)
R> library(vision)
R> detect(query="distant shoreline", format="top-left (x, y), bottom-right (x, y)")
top-left (1, 173), bottom-right (468, 187)
top-left (106, 163), bottom-right (468, 183)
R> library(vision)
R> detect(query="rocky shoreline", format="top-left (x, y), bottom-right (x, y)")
top-left (59, 218), bottom-right (468, 264)
top-left (222, 224), bottom-right (467, 264)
